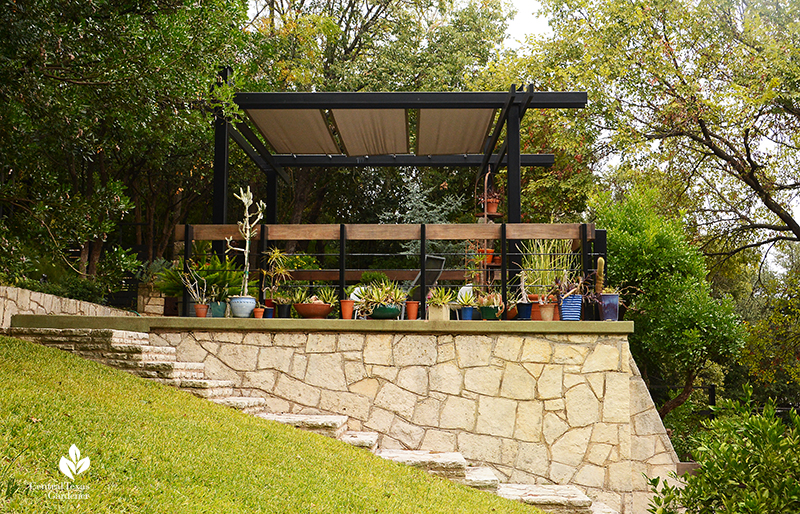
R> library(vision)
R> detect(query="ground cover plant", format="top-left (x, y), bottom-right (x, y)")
top-left (648, 386), bottom-right (800, 513)
top-left (0, 336), bottom-right (538, 513)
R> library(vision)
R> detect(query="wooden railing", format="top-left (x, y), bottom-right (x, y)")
top-left (174, 223), bottom-right (606, 318)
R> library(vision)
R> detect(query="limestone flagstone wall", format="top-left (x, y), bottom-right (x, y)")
top-left (0, 286), bottom-right (134, 328)
top-left (151, 325), bottom-right (678, 513)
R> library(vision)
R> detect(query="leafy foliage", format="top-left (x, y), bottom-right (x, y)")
top-left (532, 0), bottom-right (800, 256)
top-left (648, 386), bottom-right (800, 513)
top-left (593, 189), bottom-right (745, 417)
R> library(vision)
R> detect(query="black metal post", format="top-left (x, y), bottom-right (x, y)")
top-left (420, 224), bottom-right (427, 318)
top-left (212, 66), bottom-right (232, 257)
top-left (258, 224), bottom-right (268, 305)
top-left (182, 224), bottom-right (193, 317)
top-left (507, 99), bottom-right (522, 224)
top-left (501, 223), bottom-right (507, 320)
top-left (339, 224), bottom-right (347, 305)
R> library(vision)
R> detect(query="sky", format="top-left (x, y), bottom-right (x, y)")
top-left (504, 0), bottom-right (550, 48)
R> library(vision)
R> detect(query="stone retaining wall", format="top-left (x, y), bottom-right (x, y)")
top-left (152, 327), bottom-right (678, 513)
top-left (0, 286), bottom-right (134, 328)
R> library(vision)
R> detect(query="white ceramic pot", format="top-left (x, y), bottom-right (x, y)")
top-left (229, 296), bottom-right (257, 318)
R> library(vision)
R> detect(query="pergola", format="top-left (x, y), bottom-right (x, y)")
top-left (213, 81), bottom-right (588, 224)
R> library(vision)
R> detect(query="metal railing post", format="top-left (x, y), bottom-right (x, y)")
top-left (501, 223), bottom-right (507, 320)
top-left (420, 224), bottom-right (427, 317)
top-left (182, 224), bottom-right (193, 317)
top-left (339, 224), bottom-right (347, 304)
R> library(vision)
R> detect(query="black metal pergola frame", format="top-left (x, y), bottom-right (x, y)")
top-left (213, 81), bottom-right (588, 226)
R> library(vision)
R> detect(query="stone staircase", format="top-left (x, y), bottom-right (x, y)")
top-left (13, 327), bottom-right (618, 514)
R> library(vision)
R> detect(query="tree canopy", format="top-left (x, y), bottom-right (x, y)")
top-left (530, 0), bottom-right (800, 258)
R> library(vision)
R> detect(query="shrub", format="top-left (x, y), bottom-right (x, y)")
top-left (648, 386), bottom-right (800, 513)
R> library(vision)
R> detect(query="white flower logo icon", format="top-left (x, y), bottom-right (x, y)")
top-left (59, 445), bottom-right (90, 480)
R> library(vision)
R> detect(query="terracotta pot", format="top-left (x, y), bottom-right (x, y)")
top-left (540, 303), bottom-right (556, 321)
top-left (340, 299), bottom-right (355, 319)
top-left (253, 307), bottom-right (265, 319)
top-left (293, 303), bottom-right (333, 319)
top-left (484, 198), bottom-right (500, 214)
top-left (493, 255), bottom-right (502, 265)
top-left (194, 304), bottom-right (209, 318)
top-left (481, 248), bottom-right (495, 264)
top-left (405, 300), bottom-right (419, 320)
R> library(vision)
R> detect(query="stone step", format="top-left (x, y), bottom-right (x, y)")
top-left (462, 467), bottom-right (499, 493)
top-left (496, 484), bottom-right (593, 514)
top-left (258, 413), bottom-right (349, 439)
top-left (211, 396), bottom-right (267, 414)
top-left (375, 450), bottom-right (466, 479)
top-left (108, 359), bottom-right (177, 371)
top-left (180, 379), bottom-right (236, 399)
top-left (129, 362), bottom-right (205, 380)
top-left (339, 431), bottom-right (379, 451)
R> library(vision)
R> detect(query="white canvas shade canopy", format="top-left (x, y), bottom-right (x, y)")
top-left (215, 85), bottom-right (588, 224)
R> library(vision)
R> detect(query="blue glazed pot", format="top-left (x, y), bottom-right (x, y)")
top-left (600, 294), bottom-right (619, 321)
top-left (516, 303), bottom-right (532, 320)
top-left (209, 301), bottom-right (227, 318)
top-left (560, 295), bottom-right (582, 321)
top-left (460, 306), bottom-right (474, 320)
top-left (229, 296), bottom-right (257, 318)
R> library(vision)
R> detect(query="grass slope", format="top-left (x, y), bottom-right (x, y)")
top-left (0, 336), bottom-right (538, 513)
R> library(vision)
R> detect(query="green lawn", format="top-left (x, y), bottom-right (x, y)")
top-left (0, 335), bottom-right (538, 513)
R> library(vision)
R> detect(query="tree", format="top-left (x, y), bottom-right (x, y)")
top-left (532, 0), bottom-right (800, 259)
top-left (592, 189), bottom-right (745, 417)
top-left (0, 0), bottom-right (247, 283)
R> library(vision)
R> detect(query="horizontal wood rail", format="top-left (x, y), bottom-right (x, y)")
top-left (175, 223), bottom-right (594, 242)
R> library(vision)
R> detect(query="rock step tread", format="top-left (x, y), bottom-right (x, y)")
top-left (462, 467), bottom-right (499, 492)
top-left (258, 413), bottom-right (348, 439)
top-left (211, 397), bottom-right (267, 412)
top-left (496, 484), bottom-right (593, 514)
top-left (375, 450), bottom-right (466, 479)
top-left (130, 367), bottom-right (206, 380)
top-left (109, 342), bottom-right (176, 354)
top-left (107, 359), bottom-right (176, 371)
top-left (180, 379), bottom-right (235, 389)
top-left (339, 431), bottom-right (379, 450)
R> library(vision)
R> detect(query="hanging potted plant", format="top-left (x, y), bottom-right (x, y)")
top-left (427, 286), bottom-right (455, 321)
top-left (226, 186), bottom-right (266, 318)
top-left (479, 190), bottom-right (502, 214)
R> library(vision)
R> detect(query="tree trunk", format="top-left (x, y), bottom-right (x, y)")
top-left (658, 370), bottom-right (697, 419)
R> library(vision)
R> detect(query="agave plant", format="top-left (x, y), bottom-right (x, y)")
top-left (355, 280), bottom-right (406, 317)
top-left (427, 286), bottom-right (456, 307)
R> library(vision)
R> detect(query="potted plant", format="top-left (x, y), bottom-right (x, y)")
top-left (477, 290), bottom-right (504, 320)
top-left (593, 257), bottom-right (620, 321)
top-left (261, 247), bottom-right (291, 309)
top-left (519, 239), bottom-right (577, 320)
top-left (180, 269), bottom-right (209, 318)
top-left (479, 190), bottom-right (502, 214)
top-left (355, 279), bottom-right (405, 319)
top-left (512, 290), bottom-right (532, 320)
top-left (427, 286), bottom-right (455, 320)
top-left (554, 273), bottom-right (587, 321)
top-left (456, 288), bottom-right (477, 320)
top-left (226, 186), bottom-right (266, 318)
top-left (340, 285), bottom-right (357, 319)
top-left (294, 287), bottom-right (336, 319)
